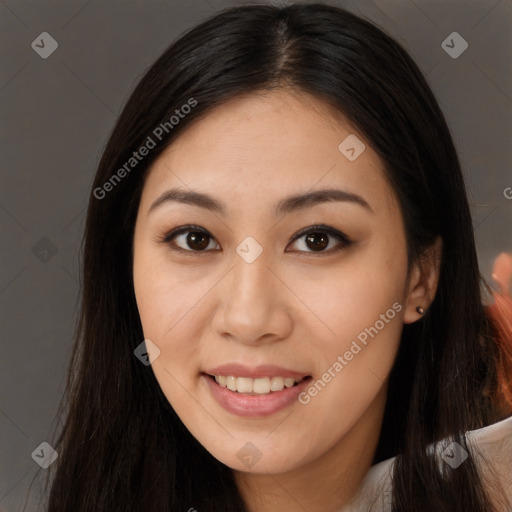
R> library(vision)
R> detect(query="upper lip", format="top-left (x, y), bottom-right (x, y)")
top-left (204, 364), bottom-right (310, 380)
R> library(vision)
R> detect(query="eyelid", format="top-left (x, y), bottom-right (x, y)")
top-left (159, 223), bottom-right (353, 254)
top-left (160, 224), bottom-right (208, 243)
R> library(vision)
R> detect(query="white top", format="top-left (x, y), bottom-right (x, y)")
top-left (342, 415), bottom-right (512, 511)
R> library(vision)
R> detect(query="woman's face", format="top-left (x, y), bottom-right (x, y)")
top-left (133, 89), bottom-right (419, 475)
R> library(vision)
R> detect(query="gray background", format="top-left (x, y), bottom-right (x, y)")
top-left (1, 0), bottom-right (511, 510)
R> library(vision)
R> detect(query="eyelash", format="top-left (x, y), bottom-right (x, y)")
top-left (158, 223), bottom-right (353, 255)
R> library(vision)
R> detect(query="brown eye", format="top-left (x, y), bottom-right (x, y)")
top-left (161, 224), bottom-right (352, 255)
top-left (304, 232), bottom-right (329, 251)
top-left (186, 231), bottom-right (210, 251)
top-left (287, 225), bottom-right (352, 254)
top-left (162, 226), bottom-right (220, 252)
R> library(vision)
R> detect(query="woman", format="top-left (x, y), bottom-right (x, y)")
top-left (43, 3), bottom-right (512, 511)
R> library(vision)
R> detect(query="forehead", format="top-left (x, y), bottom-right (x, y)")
top-left (141, 89), bottom-right (396, 216)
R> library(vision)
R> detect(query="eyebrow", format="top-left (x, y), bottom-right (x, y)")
top-left (148, 186), bottom-right (373, 216)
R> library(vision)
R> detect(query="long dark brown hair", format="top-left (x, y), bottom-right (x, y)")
top-left (41, 3), bottom-right (510, 511)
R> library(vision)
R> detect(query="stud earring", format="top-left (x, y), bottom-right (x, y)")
top-left (416, 306), bottom-right (425, 315)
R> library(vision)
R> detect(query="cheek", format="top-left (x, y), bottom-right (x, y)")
top-left (134, 235), bottom-right (184, 325)
top-left (294, 235), bottom-right (406, 414)
top-left (300, 241), bottom-right (406, 345)
top-left (295, 304), bottom-right (403, 457)
top-left (133, 245), bottom-right (205, 369)
top-left (133, 260), bottom-right (205, 416)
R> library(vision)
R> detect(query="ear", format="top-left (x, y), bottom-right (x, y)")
top-left (403, 236), bottom-right (442, 324)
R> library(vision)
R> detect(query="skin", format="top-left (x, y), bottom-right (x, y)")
top-left (132, 88), bottom-right (441, 512)
top-left (489, 252), bottom-right (512, 419)
top-left (492, 252), bottom-right (512, 295)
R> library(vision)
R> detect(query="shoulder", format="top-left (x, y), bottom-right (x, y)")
top-left (342, 415), bottom-right (512, 512)
top-left (466, 415), bottom-right (512, 511)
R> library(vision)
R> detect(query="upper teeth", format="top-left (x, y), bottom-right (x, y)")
top-left (214, 375), bottom-right (304, 394)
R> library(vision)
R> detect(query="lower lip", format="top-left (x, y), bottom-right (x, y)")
top-left (203, 374), bottom-right (312, 417)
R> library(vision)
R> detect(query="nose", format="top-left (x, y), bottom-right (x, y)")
top-left (211, 248), bottom-right (293, 346)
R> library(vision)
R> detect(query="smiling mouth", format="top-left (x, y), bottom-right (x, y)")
top-left (205, 374), bottom-right (312, 395)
